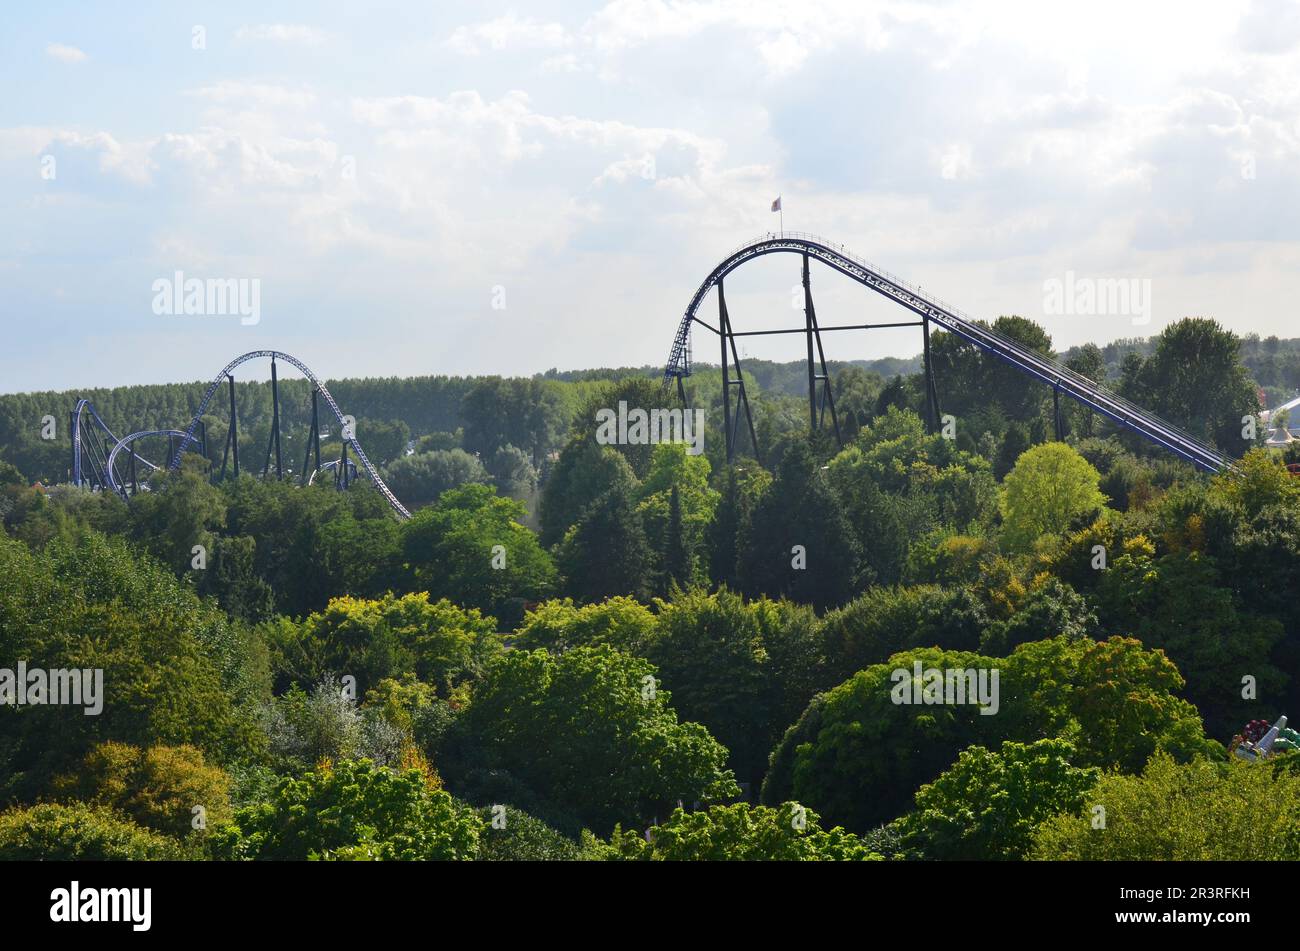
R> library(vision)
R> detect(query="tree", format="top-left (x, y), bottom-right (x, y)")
top-left (826, 408), bottom-right (997, 585)
top-left (761, 637), bottom-right (1215, 831)
top-left (460, 377), bottom-right (568, 463)
top-left (635, 444), bottom-right (718, 592)
top-left (539, 438), bottom-right (639, 547)
top-left (451, 645), bottom-right (739, 834)
top-left (648, 587), bottom-right (821, 790)
top-left (1031, 754), bottom-right (1300, 860)
top-left (485, 444), bottom-right (539, 501)
top-left (215, 759), bottom-right (481, 860)
top-left (661, 486), bottom-right (689, 591)
top-left (999, 442), bottom-right (1105, 552)
top-left (1121, 317), bottom-right (1259, 451)
top-left (0, 532), bottom-right (263, 801)
top-left (818, 584), bottom-right (991, 685)
top-left (556, 479), bottom-right (653, 603)
top-left (894, 739), bottom-right (1099, 860)
top-left (52, 742), bottom-right (233, 839)
top-left (0, 803), bottom-right (184, 860)
top-left (602, 802), bottom-right (880, 861)
top-left (515, 596), bottom-right (657, 655)
top-left (738, 440), bottom-right (863, 609)
top-left (381, 449), bottom-right (490, 509)
top-left (1095, 544), bottom-right (1283, 741)
top-left (706, 461), bottom-right (769, 588)
top-left (400, 483), bottom-right (557, 626)
top-left (267, 592), bottom-right (500, 697)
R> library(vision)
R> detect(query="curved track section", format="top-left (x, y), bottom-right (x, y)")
top-left (664, 233), bottom-right (1230, 473)
top-left (105, 430), bottom-right (195, 495)
top-left (71, 400), bottom-right (158, 489)
top-left (169, 351), bottom-right (412, 519)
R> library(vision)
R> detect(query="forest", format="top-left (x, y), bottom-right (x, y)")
top-left (2, 314), bottom-right (1300, 861)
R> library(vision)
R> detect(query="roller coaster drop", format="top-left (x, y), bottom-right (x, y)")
top-left (67, 234), bottom-right (1231, 523)
top-left (69, 350), bottom-right (412, 520)
top-left (663, 233), bottom-right (1232, 473)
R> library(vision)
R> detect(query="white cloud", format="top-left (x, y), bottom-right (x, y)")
top-left (445, 14), bottom-right (571, 54)
top-left (45, 43), bottom-right (87, 64)
top-left (235, 24), bottom-right (327, 46)
top-left (187, 82), bottom-right (318, 110)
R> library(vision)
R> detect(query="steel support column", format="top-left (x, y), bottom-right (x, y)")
top-left (1053, 385), bottom-right (1064, 442)
top-left (922, 317), bottom-right (942, 433)
top-left (263, 357), bottom-right (283, 479)
top-left (801, 254), bottom-right (841, 445)
top-left (227, 373), bottom-right (240, 478)
top-left (301, 388), bottom-right (320, 486)
top-left (717, 279), bottom-right (758, 463)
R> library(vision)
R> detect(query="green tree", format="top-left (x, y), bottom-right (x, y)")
top-left (738, 440), bottom-right (863, 609)
top-left (267, 592), bottom-right (500, 696)
top-left (602, 802), bottom-right (880, 861)
top-left (1121, 317), bottom-right (1259, 451)
top-left (52, 742), bottom-right (233, 839)
top-left (762, 637), bottom-right (1215, 831)
top-left (452, 645), bottom-right (739, 834)
top-left (400, 483), bottom-right (557, 626)
top-left (382, 448), bottom-right (490, 509)
top-left (1031, 754), bottom-right (1300, 860)
top-left (515, 596), bottom-right (657, 655)
top-left (556, 478), bottom-right (653, 603)
top-left (0, 803), bottom-right (184, 860)
top-left (1000, 442), bottom-right (1106, 552)
top-left (894, 738), bottom-right (1099, 860)
top-left (215, 758), bottom-right (481, 860)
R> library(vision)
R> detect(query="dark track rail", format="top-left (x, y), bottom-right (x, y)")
top-left (664, 233), bottom-right (1231, 472)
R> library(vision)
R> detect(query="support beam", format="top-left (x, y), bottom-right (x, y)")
top-left (227, 373), bottom-right (240, 478)
top-left (271, 357), bottom-right (282, 478)
top-left (263, 357), bottom-right (283, 479)
top-left (720, 280), bottom-right (733, 462)
top-left (804, 254), bottom-right (818, 431)
top-left (301, 388), bottom-right (320, 486)
top-left (1053, 385), bottom-right (1064, 442)
top-left (717, 279), bottom-right (758, 463)
top-left (922, 317), bottom-right (941, 433)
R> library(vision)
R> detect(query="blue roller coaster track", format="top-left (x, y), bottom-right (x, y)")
top-left (70, 350), bottom-right (412, 520)
top-left (663, 233), bottom-right (1232, 473)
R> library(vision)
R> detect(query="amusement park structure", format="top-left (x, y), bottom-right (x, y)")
top-left (66, 236), bottom-right (1235, 522)
top-left (69, 350), bottom-right (412, 520)
top-left (663, 233), bottom-right (1232, 473)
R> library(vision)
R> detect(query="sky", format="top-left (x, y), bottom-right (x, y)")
top-left (4, 0), bottom-right (1300, 392)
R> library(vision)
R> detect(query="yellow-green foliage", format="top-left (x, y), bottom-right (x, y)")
top-left (53, 741), bottom-right (233, 838)
top-left (1031, 753), bottom-right (1300, 860)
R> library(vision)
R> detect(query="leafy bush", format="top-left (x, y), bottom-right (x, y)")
top-left (214, 758), bottom-right (481, 860)
top-left (0, 803), bottom-right (183, 860)
top-left (600, 802), bottom-right (880, 861)
top-left (894, 739), bottom-right (1098, 860)
top-left (1032, 754), bottom-right (1300, 860)
top-left (52, 742), bottom-right (233, 838)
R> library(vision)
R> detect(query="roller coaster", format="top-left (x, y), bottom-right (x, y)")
top-left (663, 233), bottom-right (1232, 473)
top-left (69, 351), bottom-right (412, 520)
top-left (65, 235), bottom-right (1231, 522)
